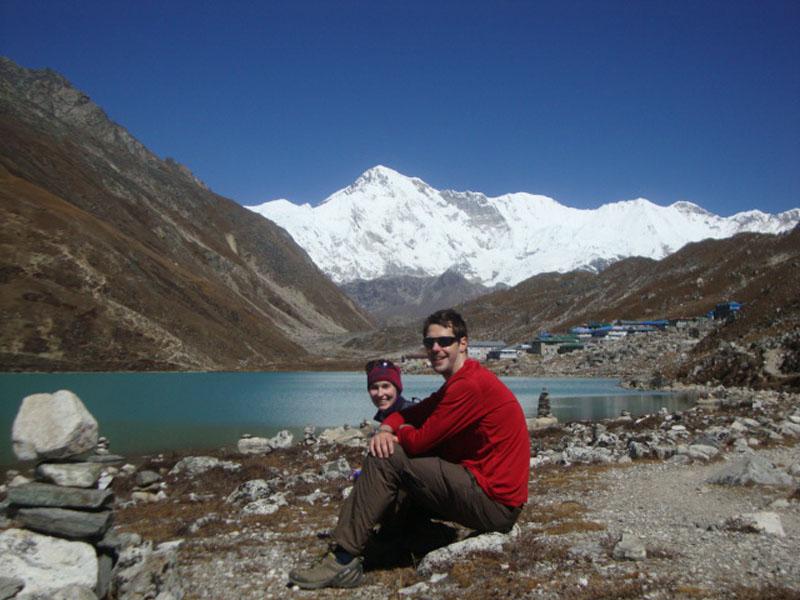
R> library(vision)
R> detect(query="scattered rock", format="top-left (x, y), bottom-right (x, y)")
top-left (687, 444), bottom-right (719, 462)
top-left (110, 539), bottom-right (183, 600)
top-left (169, 456), bottom-right (240, 476)
top-left (237, 436), bottom-right (273, 455)
top-left (612, 533), bottom-right (647, 561)
top-left (241, 493), bottom-right (288, 515)
top-left (399, 581), bottom-right (430, 595)
top-left (225, 479), bottom-right (274, 504)
top-left (134, 470), bottom-right (161, 488)
top-left (706, 455), bottom-right (793, 487)
top-left (318, 426), bottom-right (366, 446)
top-left (269, 430), bottom-right (293, 449)
top-left (527, 416), bottom-right (558, 431)
top-left (320, 458), bottom-right (351, 480)
top-left (724, 511), bottom-right (786, 537)
top-left (131, 490), bottom-right (168, 504)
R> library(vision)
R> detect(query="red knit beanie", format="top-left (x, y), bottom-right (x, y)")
top-left (366, 361), bottom-right (403, 394)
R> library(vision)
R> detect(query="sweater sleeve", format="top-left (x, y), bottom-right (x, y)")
top-left (394, 379), bottom-right (485, 455)
top-left (382, 392), bottom-right (438, 431)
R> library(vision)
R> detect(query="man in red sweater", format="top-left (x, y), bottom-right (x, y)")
top-left (289, 309), bottom-right (530, 589)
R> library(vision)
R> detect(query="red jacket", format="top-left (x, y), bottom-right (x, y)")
top-left (383, 359), bottom-right (530, 507)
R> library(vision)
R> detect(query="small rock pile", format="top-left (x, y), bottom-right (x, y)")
top-left (0, 390), bottom-right (182, 600)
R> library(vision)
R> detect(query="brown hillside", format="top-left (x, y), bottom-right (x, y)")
top-left (0, 58), bottom-right (372, 371)
top-left (459, 228), bottom-right (800, 343)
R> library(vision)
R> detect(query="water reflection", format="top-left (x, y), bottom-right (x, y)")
top-left (551, 393), bottom-right (694, 422)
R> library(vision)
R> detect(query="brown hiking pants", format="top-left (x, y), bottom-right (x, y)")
top-left (333, 445), bottom-right (521, 555)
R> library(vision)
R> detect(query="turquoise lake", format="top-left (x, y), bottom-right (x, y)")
top-left (0, 372), bottom-right (693, 466)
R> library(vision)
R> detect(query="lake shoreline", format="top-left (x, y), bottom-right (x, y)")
top-left (0, 371), bottom-right (695, 467)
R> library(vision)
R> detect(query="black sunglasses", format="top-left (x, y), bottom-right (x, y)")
top-left (422, 336), bottom-right (460, 349)
top-left (365, 359), bottom-right (395, 373)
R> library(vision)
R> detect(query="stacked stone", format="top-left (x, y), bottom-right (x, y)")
top-left (526, 387), bottom-right (558, 431)
top-left (1, 390), bottom-right (124, 600)
top-left (536, 388), bottom-right (552, 417)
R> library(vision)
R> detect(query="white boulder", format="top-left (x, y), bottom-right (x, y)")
top-left (237, 436), bottom-right (273, 455)
top-left (12, 390), bottom-right (98, 461)
top-left (0, 528), bottom-right (98, 597)
top-left (417, 527), bottom-right (519, 576)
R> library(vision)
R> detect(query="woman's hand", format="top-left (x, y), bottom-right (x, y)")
top-left (369, 430), bottom-right (398, 458)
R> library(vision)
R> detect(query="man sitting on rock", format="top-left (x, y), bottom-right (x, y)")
top-left (289, 308), bottom-right (531, 589)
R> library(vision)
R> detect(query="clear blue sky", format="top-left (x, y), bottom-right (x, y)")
top-left (2, 1), bottom-right (798, 215)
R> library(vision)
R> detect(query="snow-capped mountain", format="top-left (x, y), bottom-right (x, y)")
top-left (248, 166), bottom-right (800, 287)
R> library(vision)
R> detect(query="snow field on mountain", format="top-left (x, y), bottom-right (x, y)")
top-left (248, 166), bottom-right (800, 287)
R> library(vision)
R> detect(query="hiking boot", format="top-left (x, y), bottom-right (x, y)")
top-left (288, 552), bottom-right (364, 589)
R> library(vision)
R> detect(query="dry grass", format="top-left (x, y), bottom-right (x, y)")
top-left (645, 545), bottom-right (681, 560)
top-left (530, 462), bottom-right (617, 498)
top-left (540, 520), bottom-right (606, 535)
top-left (510, 529), bottom-right (573, 564)
top-left (728, 585), bottom-right (800, 600)
top-left (440, 568), bottom-right (651, 600)
top-left (113, 444), bottom-right (362, 543)
top-left (529, 500), bottom-right (589, 523)
top-left (674, 585), bottom-right (714, 598)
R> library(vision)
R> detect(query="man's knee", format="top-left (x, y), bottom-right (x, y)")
top-left (363, 445), bottom-right (409, 474)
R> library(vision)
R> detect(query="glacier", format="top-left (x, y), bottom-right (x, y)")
top-left (247, 165), bottom-right (800, 287)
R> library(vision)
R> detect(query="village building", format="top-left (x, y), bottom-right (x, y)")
top-left (487, 347), bottom-right (521, 360)
top-left (528, 334), bottom-right (583, 357)
top-left (469, 340), bottom-right (507, 361)
top-left (709, 301), bottom-right (742, 320)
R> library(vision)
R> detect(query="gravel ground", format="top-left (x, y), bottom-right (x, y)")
top-left (168, 442), bottom-right (799, 600)
top-left (567, 445), bottom-right (800, 595)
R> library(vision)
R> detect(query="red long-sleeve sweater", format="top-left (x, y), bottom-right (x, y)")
top-left (383, 359), bottom-right (530, 507)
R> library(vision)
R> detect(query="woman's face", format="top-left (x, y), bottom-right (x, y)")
top-left (368, 380), bottom-right (398, 411)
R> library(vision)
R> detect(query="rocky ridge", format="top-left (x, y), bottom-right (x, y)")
top-left (341, 269), bottom-right (499, 326)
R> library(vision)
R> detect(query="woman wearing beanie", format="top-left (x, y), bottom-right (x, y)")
top-left (365, 359), bottom-right (412, 423)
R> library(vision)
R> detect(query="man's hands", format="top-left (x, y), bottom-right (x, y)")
top-left (369, 429), bottom-right (398, 458)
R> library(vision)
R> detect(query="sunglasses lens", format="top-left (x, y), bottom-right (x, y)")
top-left (423, 336), bottom-right (457, 349)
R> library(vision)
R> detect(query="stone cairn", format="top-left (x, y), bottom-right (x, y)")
top-left (0, 390), bottom-right (129, 599)
top-left (537, 387), bottom-right (552, 418)
top-left (526, 387), bottom-right (558, 431)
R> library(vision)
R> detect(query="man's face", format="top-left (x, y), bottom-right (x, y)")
top-left (424, 323), bottom-right (467, 379)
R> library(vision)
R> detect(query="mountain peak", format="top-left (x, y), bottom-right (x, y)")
top-left (349, 165), bottom-right (411, 189)
top-left (365, 164), bottom-right (403, 177)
